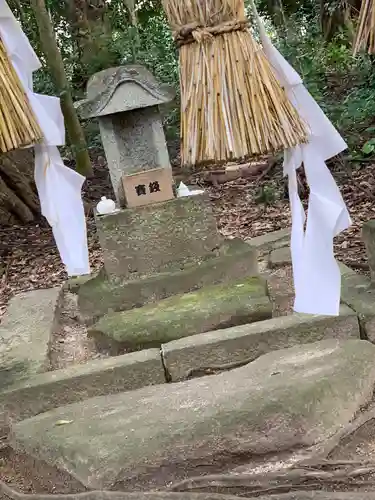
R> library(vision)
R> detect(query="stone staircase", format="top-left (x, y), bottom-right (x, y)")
top-left (1, 228), bottom-right (375, 494)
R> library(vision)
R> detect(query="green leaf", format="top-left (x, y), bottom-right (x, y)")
top-left (362, 142), bottom-right (375, 154)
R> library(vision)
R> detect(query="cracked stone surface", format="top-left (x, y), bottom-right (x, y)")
top-left (0, 287), bottom-right (61, 392)
top-left (10, 340), bottom-right (375, 491)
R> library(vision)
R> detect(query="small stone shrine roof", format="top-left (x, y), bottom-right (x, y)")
top-left (75, 64), bottom-right (175, 119)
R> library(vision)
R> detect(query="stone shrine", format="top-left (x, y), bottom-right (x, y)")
top-left (76, 64), bottom-right (264, 344)
top-left (76, 65), bottom-right (175, 206)
top-left (7, 6), bottom-right (375, 495)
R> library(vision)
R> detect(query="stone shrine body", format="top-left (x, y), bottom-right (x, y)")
top-left (76, 64), bottom-right (175, 206)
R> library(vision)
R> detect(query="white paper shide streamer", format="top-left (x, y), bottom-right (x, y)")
top-left (0, 0), bottom-right (90, 276)
top-left (252, 4), bottom-right (351, 316)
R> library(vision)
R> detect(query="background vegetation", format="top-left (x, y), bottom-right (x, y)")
top-left (2, 0), bottom-right (375, 225)
top-left (12, 0), bottom-right (375, 158)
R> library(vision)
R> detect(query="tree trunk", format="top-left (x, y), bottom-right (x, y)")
top-left (320, 0), bottom-right (361, 41)
top-left (0, 150), bottom-right (40, 226)
top-left (67, 0), bottom-right (112, 88)
top-left (124, 0), bottom-right (142, 62)
top-left (30, 0), bottom-right (93, 177)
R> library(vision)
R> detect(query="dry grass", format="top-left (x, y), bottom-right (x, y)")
top-left (0, 38), bottom-right (43, 153)
top-left (162, 0), bottom-right (308, 168)
top-left (353, 0), bottom-right (375, 54)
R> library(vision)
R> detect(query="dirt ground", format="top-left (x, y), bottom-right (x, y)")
top-left (0, 447), bottom-right (86, 496)
top-left (49, 291), bottom-right (106, 370)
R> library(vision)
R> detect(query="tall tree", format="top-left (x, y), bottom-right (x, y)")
top-left (67, 0), bottom-right (112, 85)
top-left (123, 0), bottom-right (141, 62)
top-left (30, 0), bottom-right (93, 177)
top-left (319, 0), bottom-right (358, 41)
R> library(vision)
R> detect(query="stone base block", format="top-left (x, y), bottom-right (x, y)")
top-left (0, 288), bottom-right (61, 392)
top-left (95, 193), bottom-right (222, 281)
top-left (268, 246), bottom-right (292, 268)
top-left (0, 349), bottom-right (164, 431)
top-left (77, 239), bottom-right (258, 323)
top-left (248, 228), bottom-right (290, 255)
top-left (162, 305), bottom-right (359, 381)
top-left (89, 276), bottom-right (271, 353)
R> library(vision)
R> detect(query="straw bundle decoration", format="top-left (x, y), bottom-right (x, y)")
top-left (353, 0), bottom-right (375, 55)
top-left (162, 0), bottom-right (308, 168)
top-left (0, 37), bottom-right (43, 154)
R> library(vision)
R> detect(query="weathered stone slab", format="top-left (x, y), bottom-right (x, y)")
top-left (0, 288), bottom-right (61, 391)
top-left (78, 240), bottom-right (258, 323)
top-left (339, 262), bottom-right (375, 342)
top-left (343, 291), bottom-right (375, 342)
top-left (363, 220), bottom-right (375, 283)
top-left (269, 246), bottom-right (292, 268)
top-left (162, 305), bottom-right (359, 381)
top-left (339, 261), bottom-right (370, 293)
top-left (0, 349), bottom-right (164, 430)
top-left (95, 193), bottom-right (223, 281)
top-left (248, 228), bottom-right (290, 254)
top-left (90, 277), bottom-right (271, 351)
top-left (11, 340), bottom-right (375, 490)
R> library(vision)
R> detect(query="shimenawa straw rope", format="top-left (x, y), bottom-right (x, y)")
top-left (162, 0), bottom-right (308, 168)
top-left (0, 37), bottom-right (43, 154)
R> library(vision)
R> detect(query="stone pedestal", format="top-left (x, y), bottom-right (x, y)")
top-left (75, 64), bottom-right (260, 326)
top-left (77, 239), bottom-right (259, 323)
top-left (95, 193), bottom-right (223, 282)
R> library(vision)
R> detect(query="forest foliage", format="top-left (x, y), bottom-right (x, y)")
top-left (9, 0), bottom-right (375, 161)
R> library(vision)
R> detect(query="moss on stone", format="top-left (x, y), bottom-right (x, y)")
top-left (90, 276), bottom-right (271, 348)
top-left (78, 240), bottom-right (259, 323)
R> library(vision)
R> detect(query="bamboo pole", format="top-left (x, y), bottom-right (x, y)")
top-left (353, 0), bottom-right (375, 55)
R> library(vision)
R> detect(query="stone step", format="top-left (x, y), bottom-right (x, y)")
top-left (247, 228), bottom-right (290, 255)
top-left (77, 238), bottom-right (259, 323)
top-left (162, 305), bottom-right (360, 381)
top-left (268, 246), bottom-right (292, 268)
top-left (0, 349), bottom-right (164, 431)
top-left (0, 287), bottom-right (61, 392)
top-left (339, 262), bottom-right (375, 342)
top-left (89, 276), bottom-right (272, 352)
top-left (10, 340), bottom-right (375, 491)
top-left (0, 301), bottom-right (359, 428)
